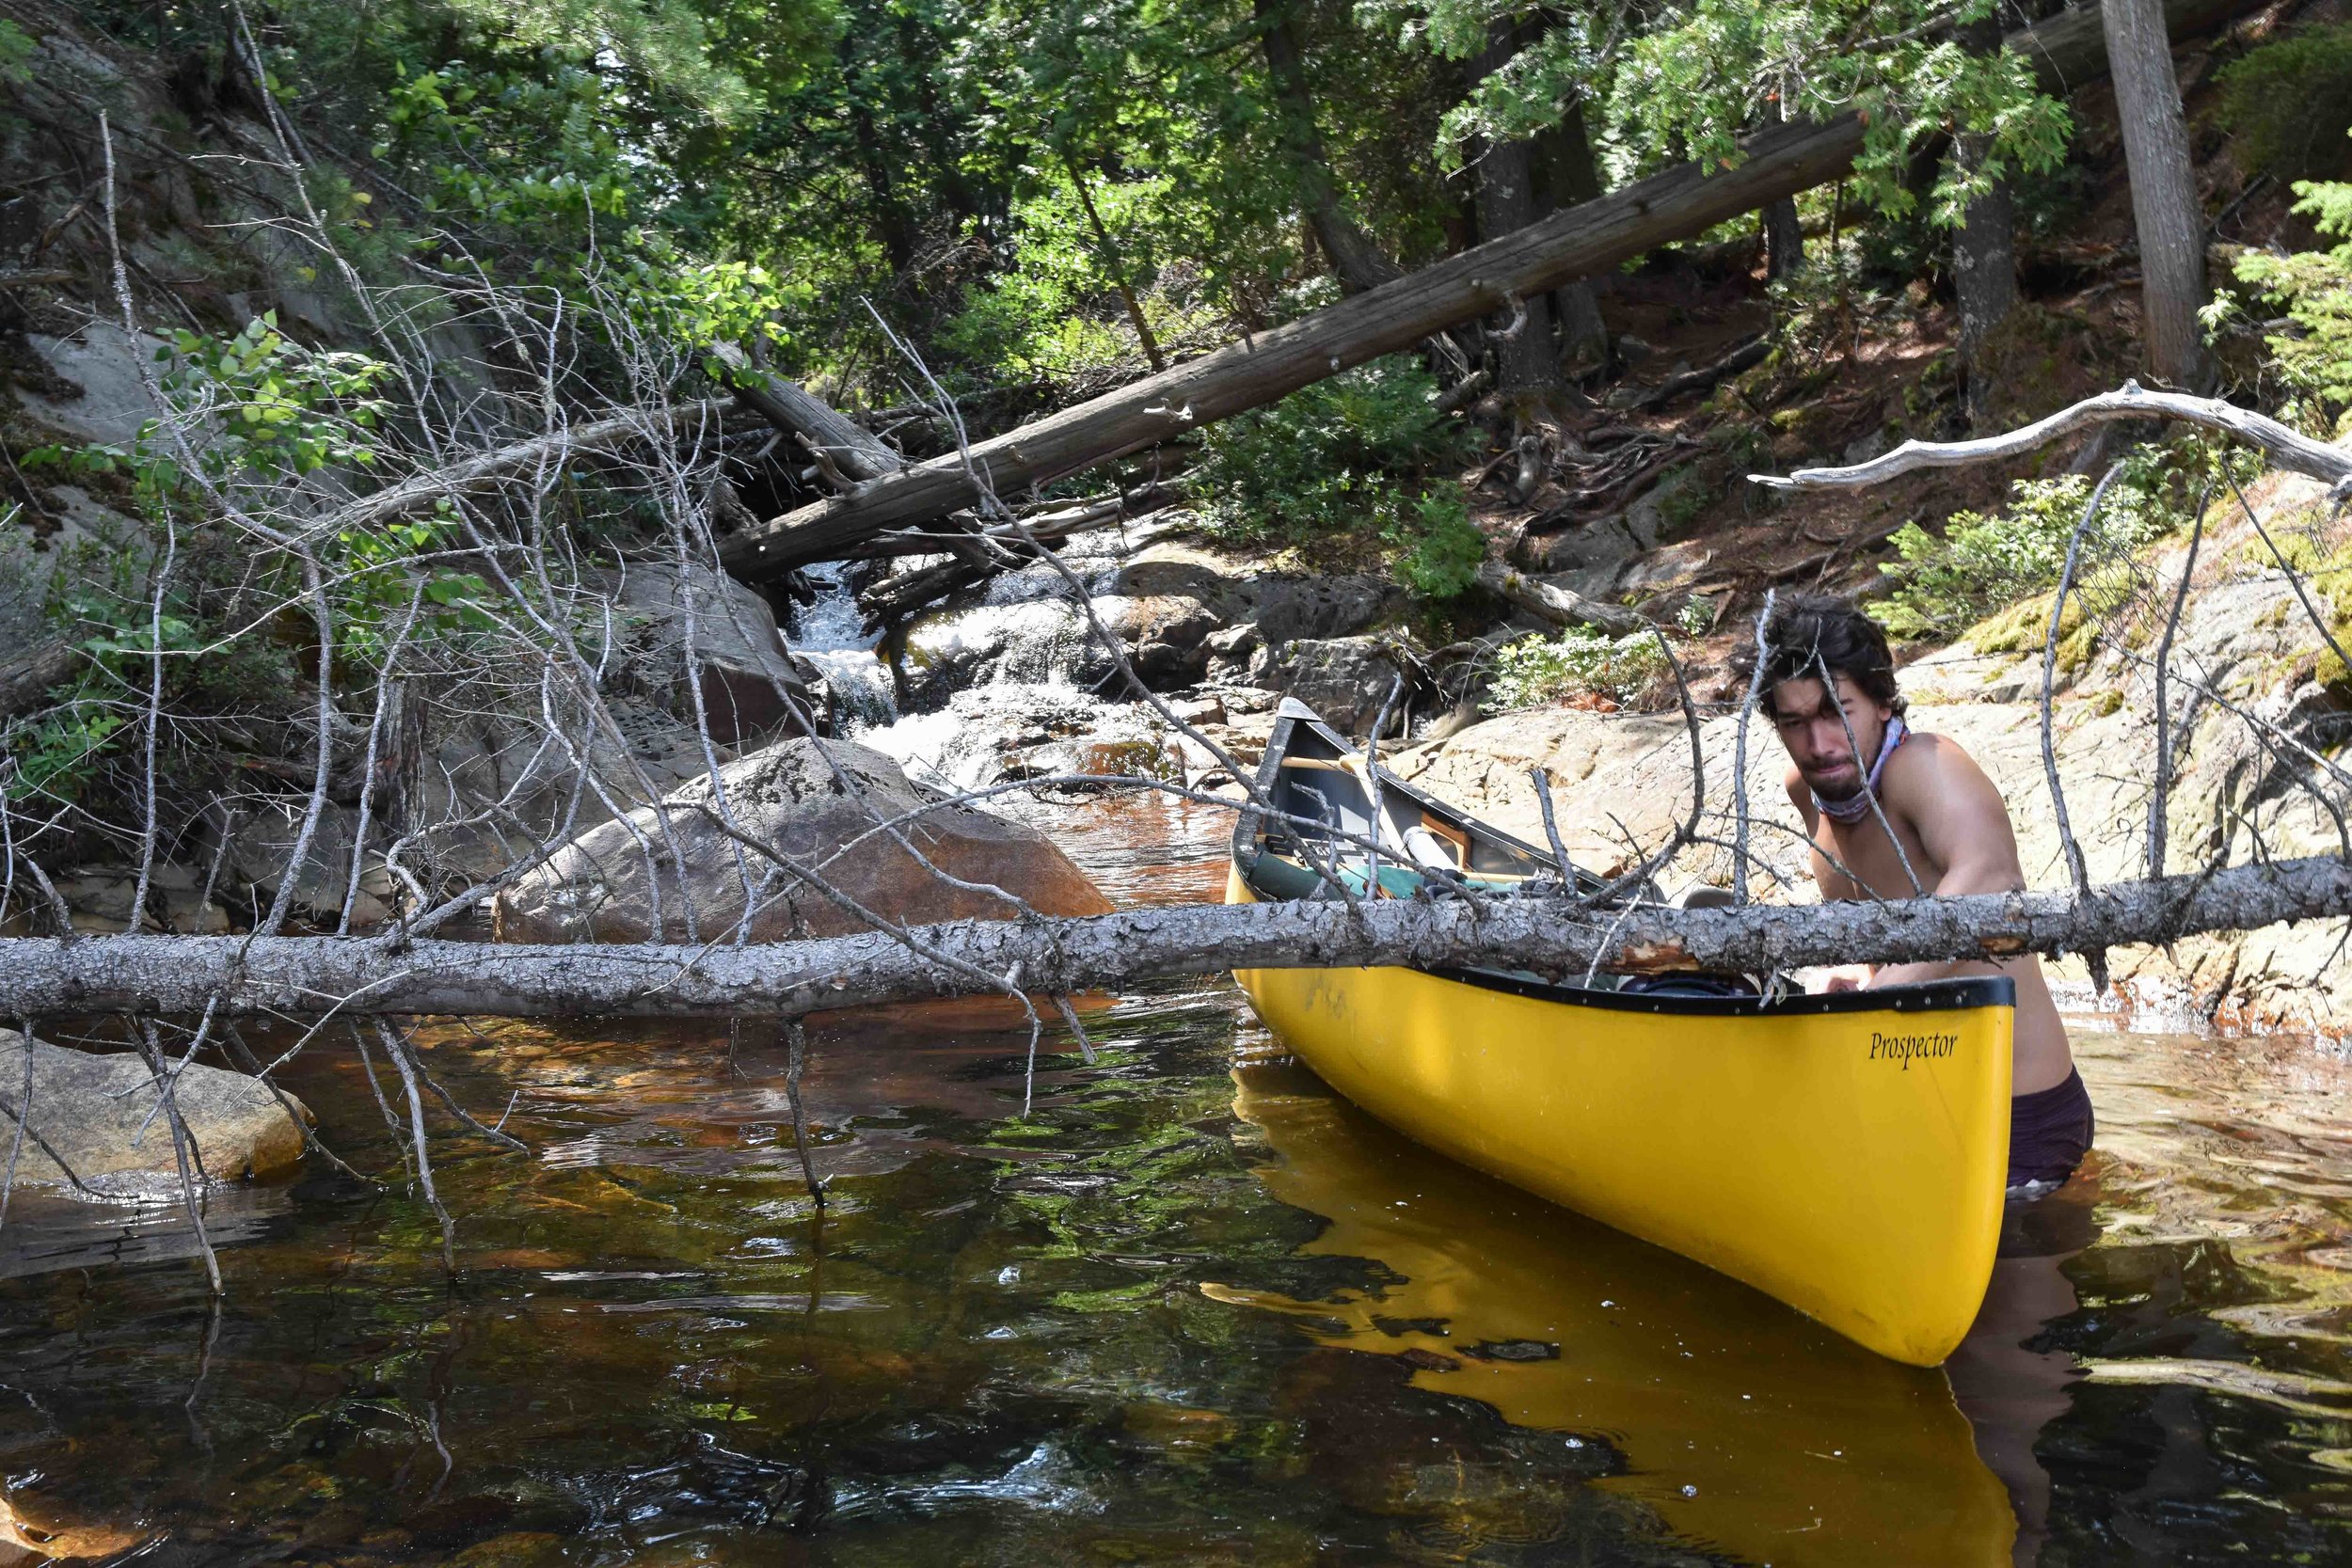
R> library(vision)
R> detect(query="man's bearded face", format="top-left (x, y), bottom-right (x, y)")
top-left (1769, 673), bottom-right (1894, 802)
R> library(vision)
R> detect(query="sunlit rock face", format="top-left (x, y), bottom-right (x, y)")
top-left (0, 1029), bottom-right (310, 1192)
top-left (492, 736), bottom-right (1112, 944)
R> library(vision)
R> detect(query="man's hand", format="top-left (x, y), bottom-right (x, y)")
top-left (1814, 963), bottom-right (1875, 993)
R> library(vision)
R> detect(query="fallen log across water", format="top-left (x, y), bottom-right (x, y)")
top-left (717, 0), bottom-right (2258, 579)
top-left (4, 852), bottom-right (2347, 1020)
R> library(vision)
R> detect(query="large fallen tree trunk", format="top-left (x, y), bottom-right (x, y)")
top-left (723, 354), bottom-right (904, 485)
top-left (4, 852), bottom-right (2344, 1019)
top-left (719, 0), bottom-right (2255, 579)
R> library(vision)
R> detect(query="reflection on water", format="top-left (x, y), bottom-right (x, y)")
top-left (0, 800), bottom-right (2348, 1562)
top-left (1215, 1055), bottom-right (2015, 1566)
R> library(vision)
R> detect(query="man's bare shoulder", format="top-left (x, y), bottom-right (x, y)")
top-left (1884, 726), bottom-right (2017, 818)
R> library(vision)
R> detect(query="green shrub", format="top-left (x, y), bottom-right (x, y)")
top-left (1386, 489), bottom-right (1486, 600)
top-left (2217, 25), bottom-right (2352, 182)
top-left (1877, 455), bottom-right (2188, 639)
top-left (1190, 354), bottom-right (1477, 597)
top-left (1481, 625), bottom-right (1666, 713)
top-left (2229, 180), bottom-right (2352, 419)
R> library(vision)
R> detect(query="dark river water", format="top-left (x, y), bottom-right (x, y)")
top-left (4, 795), bottom-right (2352, 1565)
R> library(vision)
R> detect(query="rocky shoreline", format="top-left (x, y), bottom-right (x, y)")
top-left (15, 466), bottom-right (2350, 1084)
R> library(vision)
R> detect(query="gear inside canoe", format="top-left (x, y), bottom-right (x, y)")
top-left (1226, 700), bottom-right (2014, 1366)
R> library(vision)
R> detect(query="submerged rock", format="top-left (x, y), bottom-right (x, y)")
top-left (0, 1029), bottom-right (310, 1192)
top-left (492, 736), bottom-right (1113, 943)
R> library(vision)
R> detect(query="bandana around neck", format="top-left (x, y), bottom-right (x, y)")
top-left (1811, 714), bottom-right (1908, 824)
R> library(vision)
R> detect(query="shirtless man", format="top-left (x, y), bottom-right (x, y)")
top-left (1758, 594), bottom-right (2092, 1192)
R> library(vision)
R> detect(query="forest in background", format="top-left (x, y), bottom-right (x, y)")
top-left (6, 0), bottom-right (2352, 946)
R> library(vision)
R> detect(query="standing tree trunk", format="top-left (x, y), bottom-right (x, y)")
top-left (1534, 98), bottom-right (1610, 372)
top-left (1954, 17), bottom-right (2021, 428)
top-left (1063, 152), bottom-right (1168, 372)
top-left (2103, 0), bottom-right (2215, 388)
top-left (1470, 23), bottom-right (1561, 397)
top-left (1257, 0), bottom-right (1402, 295)
top-left (1763, 196), bottom-right (1804, 278)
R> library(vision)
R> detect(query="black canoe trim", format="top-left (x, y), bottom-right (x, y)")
top-left (1431, 966), bottom-right (2015, 1019)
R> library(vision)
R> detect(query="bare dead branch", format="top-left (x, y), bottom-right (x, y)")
top-left (1749, 381), bottom-right (2352, 495)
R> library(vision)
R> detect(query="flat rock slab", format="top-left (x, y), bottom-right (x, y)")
top-left (0, 1030), bottom-right (310, 1194)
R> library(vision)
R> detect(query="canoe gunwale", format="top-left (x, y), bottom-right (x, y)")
top-left (1433, 965), bottom-right (2014, 1019)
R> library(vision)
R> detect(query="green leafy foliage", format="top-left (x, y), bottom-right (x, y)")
top-left (2217, 24), bottom-right (2352, 183)
top-left (1190, 355), bottom-right (1478, 596)
top-left (1877, 448), bottom-right (2226, 638)
top-left (1482, 626), bottom-right (1667, 712)
top-left (6, 707), bottom-right (127, 805)
top-left (2228, 177), bottom-right (2352, 421)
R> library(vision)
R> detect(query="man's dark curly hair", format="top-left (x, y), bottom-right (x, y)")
top-left (1752, 594), bottom-right (1906, 720)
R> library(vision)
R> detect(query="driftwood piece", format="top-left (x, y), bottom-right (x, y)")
top-left (719, 0), bottom-right (2256, 578)
top-left (721, 351), bottom-right (903, 486)
top-left (1475, 561), bottom-right (1645, 637)
top-left (5, 852), bottom-right (2349, 1019)
top-left (1750, 382), bottom-right (2352, 494)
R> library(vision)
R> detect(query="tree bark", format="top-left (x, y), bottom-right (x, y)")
top-left (1535, 100), bottom-right (1610, 370)
top-left (1763, 196), bottom-right (1804, 278)
top-left (2103, 0), bottom-right (2216, 389)
top-left (1257, 0), bottom-right (1402, 295)
top-left (727, 356), bottom-right (902, 485)
top-left (1954, 17), bottom-right (2020, 428)
top-left (5, 853), bottom-right (2348, 1019)
top-left (718, 0), bottom-right (2260, 579)
top-left (1469, 23), bottom-right (1561, 397)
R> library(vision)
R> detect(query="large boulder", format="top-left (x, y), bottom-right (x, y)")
top-left (1252, 636), bottom-right (1416, 736)
top-left (595, 562), bottom-right (819, 748)
top-left (391, 679), bottom-right (728, 896)
top-left (493, 736), bottom-right (1113, 943)
top-left (0, 1029), bottom-right (310, 1192)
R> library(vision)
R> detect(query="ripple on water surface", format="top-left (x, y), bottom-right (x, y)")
top-left (2, 807), bottom-right (2351, 1564)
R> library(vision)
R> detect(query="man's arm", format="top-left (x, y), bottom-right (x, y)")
top-left (1868, 736), bottom-right (2028, 988)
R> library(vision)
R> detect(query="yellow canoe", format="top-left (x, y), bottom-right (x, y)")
top-left (1228, 701), bottom-right (2013, 1366)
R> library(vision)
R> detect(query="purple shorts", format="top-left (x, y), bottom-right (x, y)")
top-left (2009, 1069), bottom-right (2094, 1189)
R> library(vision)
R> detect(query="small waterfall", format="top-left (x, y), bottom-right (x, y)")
top-left (792, 533), bottom-right (1174, 796)
top-left (790, 562), bottom-right (898, 732)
